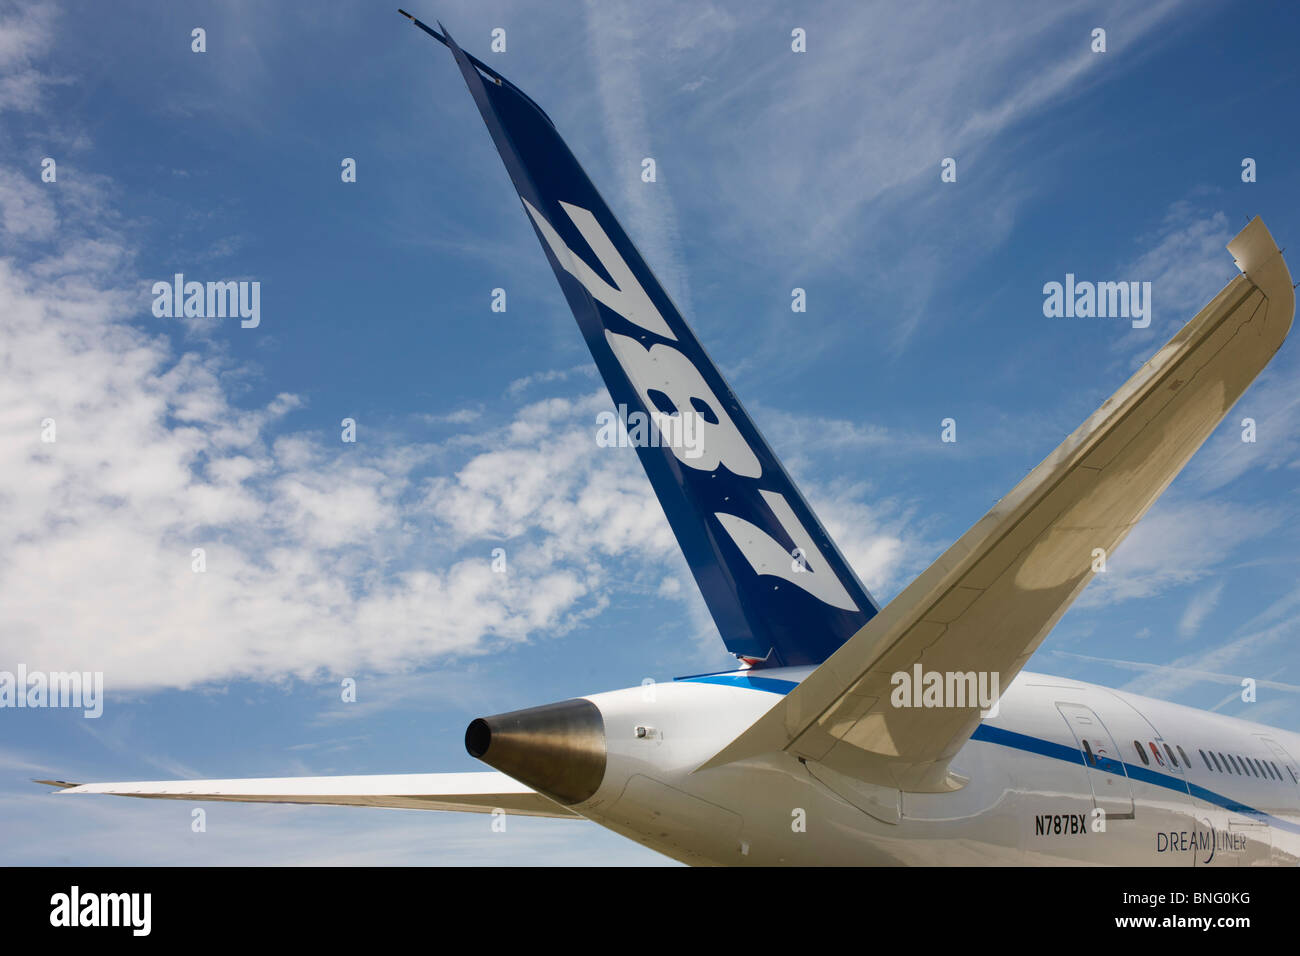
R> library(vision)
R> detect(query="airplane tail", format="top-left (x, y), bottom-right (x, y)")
top-left (404, 13), bottom-right (879, 666)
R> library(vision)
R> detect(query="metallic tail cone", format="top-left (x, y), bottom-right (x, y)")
top-left (465, 698), bottom-right (606, 805)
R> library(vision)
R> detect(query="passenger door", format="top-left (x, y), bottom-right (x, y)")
top-left (1056, 702), bottom-right (1135, 819)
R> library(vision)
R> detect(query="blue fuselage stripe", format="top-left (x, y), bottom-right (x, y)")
top-left (680, 674), bottom-right (802, 695)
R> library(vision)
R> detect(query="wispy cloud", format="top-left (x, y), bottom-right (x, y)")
top-left (0, 3), bottom-right (61, 112)
top-left (0, 746), bottom-right (55, 774)
top-left (653, 0), bottom-right (1198, 352)
top-left (1098, 597), bottom-right (1300, 705)
top-left (505, 363), bottom-right (595, 397)
top-left (1179, 580), bottom-right (1224, 638)
top-left (1077, 499), bottom-right (1275, 609)
top-left (1053, 648), bottom-right (1300, 697)
top-left (580, 0), bottom-right (716, 316)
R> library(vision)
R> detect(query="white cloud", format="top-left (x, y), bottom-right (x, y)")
top-left (422, 391), bottom-right (681, 564)
top-left (796, 478), bottom-right (932, 602)
top-left (0, 168), bottom-right (57, 238)
top-left (0, 161), bottom-right (920, 694)
top-left (0, 171), bottom-right (666, 690)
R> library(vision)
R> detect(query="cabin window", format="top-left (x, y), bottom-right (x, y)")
top-left (1199, 749), bottom-right (1213, 771)
top-left (1163, 744), bottom-right (1179, 768)
top-left (1148, 742), bottom-right (1165, 766)
top-left (1134, 741), bottom-right (1149, 765)
top-left (1177, 745), bottom-right (1191, 767)
top-left (1217, 752), bottom-right (1232, 773)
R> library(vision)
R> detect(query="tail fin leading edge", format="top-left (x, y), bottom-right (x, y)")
top-left (410, 17), bottom-right (878, 666)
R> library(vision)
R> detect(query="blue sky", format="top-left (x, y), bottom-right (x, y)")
top-left (1, 0), bottom-right (1299, 864)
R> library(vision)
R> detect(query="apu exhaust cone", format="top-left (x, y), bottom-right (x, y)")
top-left (465, 698), bottom-right (606, 805)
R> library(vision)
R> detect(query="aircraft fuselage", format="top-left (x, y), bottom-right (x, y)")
top-left (563, 670), bottom-right (1300, 865)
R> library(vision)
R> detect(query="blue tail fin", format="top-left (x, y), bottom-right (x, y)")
top-left (408, 16), bottom-right (879, 666)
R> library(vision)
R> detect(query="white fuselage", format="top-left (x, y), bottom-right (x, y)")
top-left (569, 670), bottom-right (1300, 866)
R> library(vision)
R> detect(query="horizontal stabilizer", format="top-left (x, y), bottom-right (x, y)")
top-left (699, 217), bottom-right (1293, 790)
top-left (42, 771), bottom-right (580, 818)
